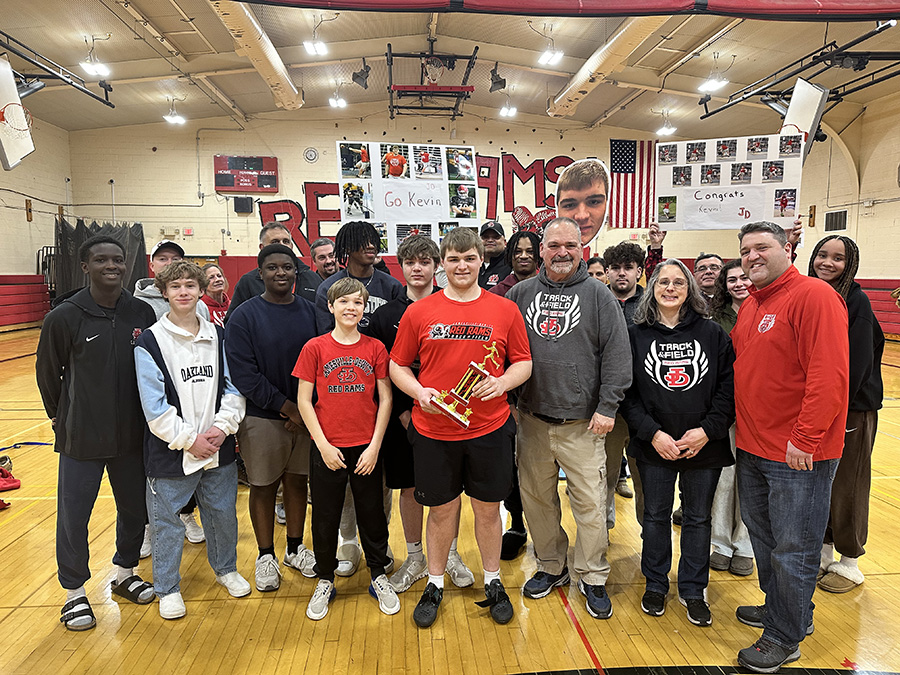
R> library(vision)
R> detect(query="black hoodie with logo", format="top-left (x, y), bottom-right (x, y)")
top-left (619, 307), bottom-right (735, 469)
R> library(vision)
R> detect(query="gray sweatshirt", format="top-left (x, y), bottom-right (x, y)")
top-left (134, 278), bottom-right (211, 321)
top-left (507, 262), bottom-right (632, 420)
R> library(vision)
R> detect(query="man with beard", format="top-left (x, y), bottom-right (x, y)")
top-left (693, 253), bottom-right (725, 305)
top-left (477, 221), bottom-right (511, 290)
top-left (310, 238), bottom-right (338, 281)
top-left (507, 218), bottom-right (631, 620)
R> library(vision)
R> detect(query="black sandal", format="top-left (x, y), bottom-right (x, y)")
top-left (110, 575), bottom-right (155, 605)
top-left (60, 597), bottom-right (96, 631)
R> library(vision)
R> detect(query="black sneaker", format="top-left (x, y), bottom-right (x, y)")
top-left (523, 568), bottom-right (569, 599)
top-left (672, 506), bottom-right (683, 526)
top-left (578, 580), bottom-right (612, 619)
top-left (413, 583), bottom-right (443, 628)
top-left (475, 579), bottom-right (514, 624)
top-left (738, 637), bottom-right (801, 673)
top-left (641, 590), bottom-right (666, 616)
top-left (500, 530), bottom-right (527, 561)
top-left (680, 596), bottom-right (712, 626)
top-left (736, 604), bottom-right (814, 635)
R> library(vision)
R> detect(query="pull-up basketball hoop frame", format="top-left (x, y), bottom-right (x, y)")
top-left (386, 40), bottom-right (478, 120)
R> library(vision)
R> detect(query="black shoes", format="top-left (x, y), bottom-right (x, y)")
top-left (680, 596), bottom-right (712, 626)
top-left (738, 637), bottom-right (801, 673)
top-left (475, 579), bottom-right (514, 624)
top-left (641, 590), bottom-right (666, 616)
top-left (736, 604), bottom-right (814, 635)
top-left (500, 530), bottom-right (527, 560)
top-left (413, 582), bottom-right (443, 628)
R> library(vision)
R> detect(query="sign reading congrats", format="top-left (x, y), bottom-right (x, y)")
top-left (655, 133), bottom-right (804, 231)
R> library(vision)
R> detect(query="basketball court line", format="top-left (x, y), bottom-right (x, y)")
top-left (556, 586), bottom-right (605, 675)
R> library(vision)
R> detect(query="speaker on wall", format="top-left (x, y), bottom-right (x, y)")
top-left (234, 196), bottom-right (254, 214)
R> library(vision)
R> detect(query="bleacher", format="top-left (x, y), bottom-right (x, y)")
top-left (859, 279), bottom-right (900, 339)
top-left (0, 274), bottom-right (50, 330)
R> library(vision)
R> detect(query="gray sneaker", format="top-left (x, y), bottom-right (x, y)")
top-left (390, 556), bottom-right (428, 593)
top-left (445, 550), bottom-right (474, 588)
top-left (738, 637), bottom-right (801, 673)
top-left (284, 545), bottom-right (316, 578)
top-left (369, 574), bottom-right (401, 615)
top-left (255, 554), bottom-right (281, 592)
top-left (307, 579), bottom-right (336, 620)
top-left (736, 604), bottom-right (814, 635)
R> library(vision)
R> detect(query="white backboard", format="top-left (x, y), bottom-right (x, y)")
top-left (0, 53), bottom-right (36, 171)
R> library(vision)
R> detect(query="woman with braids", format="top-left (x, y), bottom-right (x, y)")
top-left (808, 235), bottom-right (884, 593)
top-left (707, 260), bottom-right (755, 577)
top-left (313, 220), bottom-right (402, 577)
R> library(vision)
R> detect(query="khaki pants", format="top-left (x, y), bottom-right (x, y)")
top-left (604, 414), bottom-right (644, 528)
top-left (517, 409), bottom-right (611, 585)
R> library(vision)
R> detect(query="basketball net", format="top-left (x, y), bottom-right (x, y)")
top-left (423, 57), bottom-right (443, 85)
top-left (0, 103), bottom-right (33, 140)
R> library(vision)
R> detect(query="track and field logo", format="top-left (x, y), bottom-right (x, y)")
top-left (524, 291), bottom-right (581, 340)
top-left (644, 339), bottom-right (708, 391)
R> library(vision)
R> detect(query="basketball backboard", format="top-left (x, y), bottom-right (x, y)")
top-left (0, 53), bottom-right (35, 171)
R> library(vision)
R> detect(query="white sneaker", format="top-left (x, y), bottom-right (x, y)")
top-left (159, 592), bottom-right (186, 620)
top-left (389, 556), bottom-right (427, 593)
top-left (180, 512), bottom-right (205, 544)
top-left (446, 549), bottom-right (475, 588)
top-left (275, 503), bottom-right (286, 525)
top-left (216, 571), bottom-right (251, 597)
top-left (255, 554), bottom-right (281, 592)
top-left (369, 574), bottom-right (401, 615)
top-left (306, 579), bottom-right (336, 620)
top-left (335, 541), bottom-right (362, 577)
top-left (284, 545), bottom-right (317, 578)
top-left (140, 524), bottom-right (152, 559)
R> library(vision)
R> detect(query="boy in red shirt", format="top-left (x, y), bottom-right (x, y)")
top-left (390, 227), bottom-right (532, 628)
top-left (383, 145), bottom-right (407, 178)
top-left (294, 277), bottom-right (399, 620)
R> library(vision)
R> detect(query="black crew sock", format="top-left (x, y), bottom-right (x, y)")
top-left (286, 536), bottom-right (303, 556)
top-left (258, 545), bottom-right (276, 559)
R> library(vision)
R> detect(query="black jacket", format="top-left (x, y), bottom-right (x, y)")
top-left (36, 287), bottom-right (156, 460)
top-left (224, 265), bottom-right (322, 323)
top-left (846, 281), bottom-right (884, 412)
top-left (620, 308), bottom-right (735, 470)
top-left (478, 253), bottom-right (512, 290)
top-left (615, 284), bottom-right (644, 326)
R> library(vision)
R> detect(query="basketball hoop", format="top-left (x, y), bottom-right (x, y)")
top-left (423, 56), bottom-right (444, 85)
top-left (0, 103), bottom-right (33, 140)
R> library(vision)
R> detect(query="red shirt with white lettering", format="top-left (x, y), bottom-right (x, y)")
top-left (384, 153), bottom-right (407, 176)
top-left (293, 333), bottom-right (388, 447)
top-left (391, 289), bottom-right (531, 440)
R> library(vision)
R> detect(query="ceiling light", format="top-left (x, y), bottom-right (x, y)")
top-left (81, 34), bottom-right (112, 78)
top-left (527, 21), bottom-right (564, 67)
top-left (304, 13), bottom-right (339, 57)
top-left (329, 83), bottom-right (346, 108)
top-left (163, 98), bottom-right (186, 124)
top-left (490, 62), bottom-right (506, 93)
top-left (499, 104), bottom-right (517, 117)
top-left (352, 58), bottom-right (370, 89)
top-left (656, 109), bottom-right (676, 136)
top-left (697, 52), bottom-right (733, 93)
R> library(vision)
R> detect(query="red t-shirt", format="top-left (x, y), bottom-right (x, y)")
top-left (391, 289), bottom-right (531, 440)
top-left (384, 153), bottom-right (407, 176)
top-left (421, 152), bottom-right (430, 163)
top-left (293, 333), bottom-right (389, 447)
top-left (360, 147), bottom-right (369, 162)
top-left (200, 292), bottom-right (230, 328)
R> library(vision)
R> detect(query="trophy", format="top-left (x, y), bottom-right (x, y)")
top-left (430, 341), bottom-right (501, 429)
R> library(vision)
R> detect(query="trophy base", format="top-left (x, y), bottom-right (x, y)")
top-left (430, 395), bottom-right (471, 429)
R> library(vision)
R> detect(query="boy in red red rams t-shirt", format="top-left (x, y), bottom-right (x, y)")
top-left (294, 277), bottom-right (399, 621)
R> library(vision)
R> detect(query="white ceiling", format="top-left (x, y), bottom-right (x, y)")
top-left (2, 1), bottom-right (898, 139)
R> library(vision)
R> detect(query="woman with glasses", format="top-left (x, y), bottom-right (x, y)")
top-left (620, 259), bottom-right (735, 627)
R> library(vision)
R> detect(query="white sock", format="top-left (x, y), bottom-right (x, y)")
top-left (117, 566), bottom-right (133, 584)
top-left (428, 573), bottom-right (444, 589)
top-left (483, 568), bottom-right (500, 585)
top-left (820, 543), bottom-right (835, 570)
top-left (407, 541), bottom-right (424, 561)
top-left (66, 586), bottom-right (86, 602)
top-left (830, 557), bottom-right (865, 584)
top-left (450, 537), bottom-right (458, 553)
top-left (839, 555), bottom-right (859, 570)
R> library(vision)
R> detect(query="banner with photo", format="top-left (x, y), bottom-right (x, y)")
top-left (655, 133), bottom-right (804, 231)
top-left (337, 141), bottom-right (478, 253)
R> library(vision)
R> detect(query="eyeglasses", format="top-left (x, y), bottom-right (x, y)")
top-left (695, 264), bottom-right (722, 273)
top-left (656, 278), bottom-right (687, 289)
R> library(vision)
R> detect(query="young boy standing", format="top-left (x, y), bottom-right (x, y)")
top-left (134, 261), bottom-right (249, 620)
top-left (294, 277), bottom-right (399, 620)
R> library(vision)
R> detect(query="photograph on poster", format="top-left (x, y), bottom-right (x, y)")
top-left (448, 183), bottom-right (477, 218)
top-left (414, 145), bottom-right (443, 179)
top-left (686, 142), bottom-right (706, 163)
top-left (446, 146), bottom-right (475, 180)
top-left (438, 221), bottom-right (477, 242)
top-left (700, 164), bottom-right (721, 186)
top-left (342, 182), bottom-right (374, 219)
top-left (716, 139), bottom-right (737, 160)
top-left (748, 137), bottom-right (769, 155)
top-left (673, 166), bottom-right (692, 186)
top-left (659, 144), bottom-right (677, 165)
top-left (339, 143), bottom-right (372, 179)
top-left (774, 189), bottom-right (797, 218)
top-left (779, 135), bottom-right (803, 157)
top-left (658, 196), bottom-right (677, 222)
top-left (731, 163), bottom-right (752, 184)
top-left (373, 222), bottom-right (389, 252)
top-left (762, 160), bottom-right (784, 182)
top-left (397, 223), bottom-right (433, 246)
top-left (381, 143), bottom-right (410, 178)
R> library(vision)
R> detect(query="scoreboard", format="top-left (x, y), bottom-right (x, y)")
top-left (213, 155), bottom-right (279, 193)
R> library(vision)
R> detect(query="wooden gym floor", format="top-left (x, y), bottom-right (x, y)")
top-left (0, 328), bottom-right (898, 675)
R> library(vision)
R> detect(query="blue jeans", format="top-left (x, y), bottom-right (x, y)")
top-left (736, 450), bottom-right (839, 649)
top-left (147, 462), bottom-right (239, 596)
top-left (637, 460), bottom-right (721, 599)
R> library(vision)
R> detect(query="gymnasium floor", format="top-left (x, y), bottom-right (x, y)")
top-left (0, 327), bottom-right (898, 675)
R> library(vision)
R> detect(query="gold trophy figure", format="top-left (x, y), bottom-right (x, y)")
top-left (430, 341), bottom-right (501, 429)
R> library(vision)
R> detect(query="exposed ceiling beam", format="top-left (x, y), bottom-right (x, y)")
top-left (195, 74), bottom-right (248, 120)
top-left (115, 0), bottom-right (188, 62)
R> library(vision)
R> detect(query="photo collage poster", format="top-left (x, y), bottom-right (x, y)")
top-left (337, 141), bottom-right (478, 254)
top-left (655, 133), bottom-right (804, 231)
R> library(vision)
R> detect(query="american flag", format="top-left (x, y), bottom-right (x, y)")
top-left (609, 139), bottom-right (655, 229)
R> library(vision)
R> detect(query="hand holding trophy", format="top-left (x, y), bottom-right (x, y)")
top-left (430, 341), bottom-right (501, 429)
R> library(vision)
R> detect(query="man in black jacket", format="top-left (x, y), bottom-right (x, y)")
top-left (477, 221), bottom-right (511, 290)
top-left (36, 235), bottom-right (157, 631)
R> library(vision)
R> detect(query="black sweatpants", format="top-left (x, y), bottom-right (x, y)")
top-left (309, 444), bottom-right (390, 581)
top-left (56, 452), bottom-right (147, 589)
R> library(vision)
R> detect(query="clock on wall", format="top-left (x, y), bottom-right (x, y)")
top-left (304, 147), bottom-right (319, 163)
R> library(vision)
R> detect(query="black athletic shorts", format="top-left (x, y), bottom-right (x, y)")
top-left (408, 414), bottom-right (516, 507)
top-left (382, 414), bottom-right (415, 490)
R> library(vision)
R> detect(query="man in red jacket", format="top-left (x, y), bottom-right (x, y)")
top-left (731, 221), bottom-right (849, 673)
